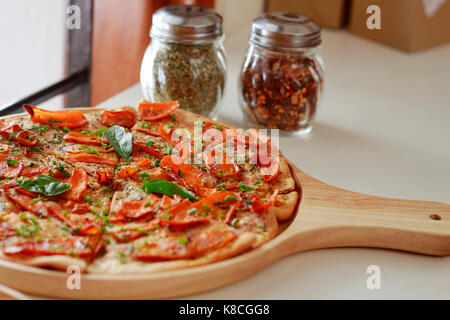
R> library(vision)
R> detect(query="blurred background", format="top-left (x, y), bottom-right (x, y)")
top-left (0, 0), bottom-right (449, 112)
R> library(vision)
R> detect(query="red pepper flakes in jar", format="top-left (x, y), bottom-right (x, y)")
top-left (239, 12), bottom-right (324, 134)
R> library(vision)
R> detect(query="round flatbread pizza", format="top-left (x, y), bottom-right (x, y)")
top-left (0, 101), bottom-right (298, 274)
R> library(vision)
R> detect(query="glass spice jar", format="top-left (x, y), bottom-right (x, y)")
top-left (140, 5), bottom-right (226, 118)
top-left (239, 12), bottom-right (324, 135)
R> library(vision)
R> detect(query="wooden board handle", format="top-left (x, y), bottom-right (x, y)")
top-left (280, 166), bottom-right (450, 256)
top-left (0, 284), bottom-right (30, 300)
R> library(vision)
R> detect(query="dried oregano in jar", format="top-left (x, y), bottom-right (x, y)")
top-left (141, 5), bottom-right (226, 118)
top-left (239, 12), bottom-right (324, 134)
top-left (144, 41), bottom-right (225, 116)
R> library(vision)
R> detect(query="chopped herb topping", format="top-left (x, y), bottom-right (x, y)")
top-left (224, 195), bottom-right (237, 202)
top-left (163, 144), bottom-right (173, 155)
top-left (55, 164), bottom-right (72, 177)
top-left (85, 147), bottom-right (99, 155)
top-left (6, 159), bottom-right (18, 166)
top-left (238, 182), bottom-right (256, 192)
top-left (15, 224), bottom-right (39, 237)
top-left (84, 195), bottom-right (102, 206)
top-left (93, 127), bottom-right (108, 136)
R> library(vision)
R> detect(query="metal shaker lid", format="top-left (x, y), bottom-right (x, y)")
top-left (250, 12), bottom-right (321, 49)
top-left (150, 5), bottom-right (223, 42)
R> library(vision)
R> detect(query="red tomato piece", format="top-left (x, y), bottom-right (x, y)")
top-left (79, 223), bottom-right (102, 236)
top-left (204, 147), bottom-right (240, 178)
top-left (138, 158), bottom-right (151, 168)
top-left (169, 192), bottom-right (239, 225)
top-left (189, 228), bottom-right (237, 256)
top-left (159, 123), bottom-right (194, 160)
top-left (133, 141), bottom-right (165, 159)
top-left (118, 166), bottom-right (172, 182)
top-left (100, 109), bottom-right (137, 128)
top-left (4, 188), bottom-right (35, 212)
top-left (227, 128), bottom-right (271, 147)
top-left (45, 201), bottom-right (99, 230)
top-left (96, 168), bottom-right (114, 185)
top-left (0, 154), bottom-right (24, 179)
top-left (6, 188), bottom-right (96, 228)
top-left (22, 167), bottom-right (50, 177)
top-left (58, 199), bottom-right (92, 214)
top-left (257, 154), bottom-right (280, 182)
top-left (14, 187), bottom-right (38, 198)
top-left (117, 167), bottom-right (139, 179)
top-left (160, 155), bottom-right (215, 191)
top-left (137, 100), bottom-right (179, 121)
top-left (159, 195), bottom-right (181, 211)
top-left (245, 128), bottom-right (271, 146)
top-left (161, 199), bottom-right (210, 229)
top-left (0, 123), bottom-right (37, 147)
top-left (24, 105), bottom-right (87, 128)
top-left (112, 194), bottom-right (161, 221)
top-left (111, 219), bottom-right (161, 243)
top-left (63, 131), bottom-right (107, 145)
top-left (144, 168), bottom-right (174, 181)
top-left (60, 168), bottom-right (88, 201)
top-left (64, 144), bottom-right (113, 154)
top-left (64, 153), bottom-right (117, 167)
top-left (4, 235), bottom-right (103, 259)
top-left (132, 120), bottom-right (164, 137)
top-left (134, 228), bottom-right (237, 261)
top-left (248, 188), bottom-right (279, 212)
top-left (159, 123), bottom-right (176, 144)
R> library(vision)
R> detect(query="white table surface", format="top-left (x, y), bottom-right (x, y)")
top-left (97, 29), bottom-right (450, 299)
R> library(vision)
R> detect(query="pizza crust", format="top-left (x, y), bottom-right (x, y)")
top-left (87, 232), bottom-right (256, 274)
top-left (252, 209), bottom-right (279, 248)
top-left (0, 253), bottom-right (87, 272)
top-left (272, 156), bottom-right (296, 193)
top-left (269, 191), bottom-right (299, 221)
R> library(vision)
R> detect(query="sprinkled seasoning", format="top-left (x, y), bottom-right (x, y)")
top-left (239, 12), bottom-right (324, 134)
top-left (149, 42), bottom-right (225, 116)
top-left (241, 48), bottom-right (323, 131)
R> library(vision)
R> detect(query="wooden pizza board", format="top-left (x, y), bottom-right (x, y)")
top-left (0, 283), bottom-right (30, 300)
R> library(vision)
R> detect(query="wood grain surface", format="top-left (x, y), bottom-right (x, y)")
top-left (0, 284), bottom-right (30, 300)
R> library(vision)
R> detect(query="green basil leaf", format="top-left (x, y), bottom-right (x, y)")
top-left (104, 125), bottom-right (132, 159)
top-left (19, 174), bottom-right (71, 197)
top-left (141, 179), bottom-right (199, 201)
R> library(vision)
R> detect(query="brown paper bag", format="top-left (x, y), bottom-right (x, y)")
top-left (349, 0), bottom-right (450, 52)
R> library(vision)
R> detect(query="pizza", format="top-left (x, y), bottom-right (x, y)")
top-left (0, 101), bottom-right (298, 274)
